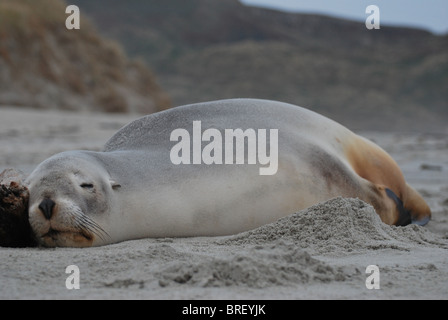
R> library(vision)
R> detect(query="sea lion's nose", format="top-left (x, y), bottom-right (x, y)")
top-left (38, 198), bottom-right (56, 220)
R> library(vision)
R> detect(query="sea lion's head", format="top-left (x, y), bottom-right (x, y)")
top-left (25, 151), bottom-right (120, 247)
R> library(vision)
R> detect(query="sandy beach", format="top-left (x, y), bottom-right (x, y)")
top-left (0, 106), bottom-right (447, 300)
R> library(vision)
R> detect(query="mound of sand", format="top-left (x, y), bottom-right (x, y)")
top-left (155, 197), bottom-right (447, 290)
top-left (220, 197), bottom-right (447, 255)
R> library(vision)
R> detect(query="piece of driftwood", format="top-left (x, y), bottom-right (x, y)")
top-left (0, 169), bottom-right (36, 247)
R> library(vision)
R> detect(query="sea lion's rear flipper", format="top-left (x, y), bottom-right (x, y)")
top-left (403, 184), bottom-right (431, 226)
top-left (385, 188), bottom-right (411, 226)
top-left (345, 136), bottom-right (431, 227)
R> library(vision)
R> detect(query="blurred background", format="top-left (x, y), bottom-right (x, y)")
top-left (0, 0), bottom-right (447, 233)
top-left (0, 0), bottom-right (447, 132)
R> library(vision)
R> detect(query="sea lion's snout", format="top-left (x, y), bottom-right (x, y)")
top-left (38, 198), bottom-right (56, 220)
top-left (29, 196), bottom-right (104, 247)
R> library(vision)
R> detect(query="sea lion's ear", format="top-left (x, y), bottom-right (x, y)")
top-left (109, 180), bottom-right (121, 190)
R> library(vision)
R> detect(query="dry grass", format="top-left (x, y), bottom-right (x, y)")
top-left (0, 0), bottom-right (171, 113)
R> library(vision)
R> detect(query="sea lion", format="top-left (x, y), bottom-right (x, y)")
top-left (25, 99), bottom-right (431, 247)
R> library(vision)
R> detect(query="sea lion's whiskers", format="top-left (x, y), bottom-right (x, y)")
top-left (70, 207), bottom-right (110, 241)
top-left (79, 216), bottom-right (110, 241)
